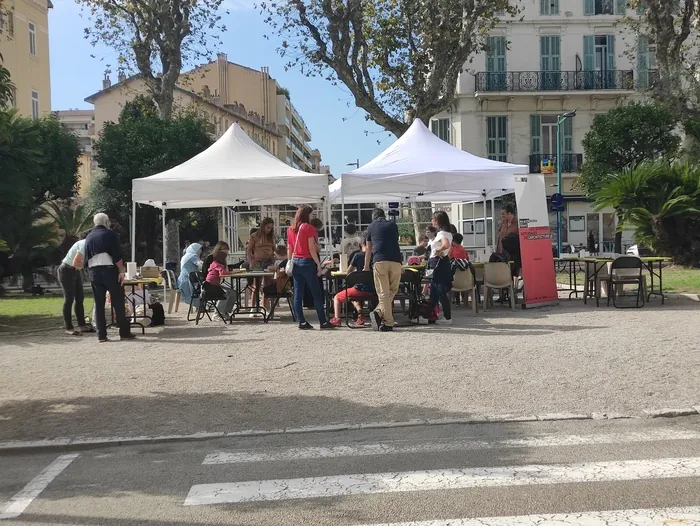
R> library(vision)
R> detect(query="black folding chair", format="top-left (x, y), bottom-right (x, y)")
top-left (601, 256), bottom-right (646, 308)
top-left (187, 272), bottom-right (203, 322)
top-left (398, 269), bottom-right (423, 324)
top-left (190, 272), bottom-right (228, 324)
top-left (343, 271), bottom-right (377, 328)
top-left (265, 275), bottom-right (296, 322)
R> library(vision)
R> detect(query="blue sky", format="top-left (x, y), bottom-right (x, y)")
top-left (48, 0), bottom-right (395, 176)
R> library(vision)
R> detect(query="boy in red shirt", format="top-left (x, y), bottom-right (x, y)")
top-left (449, 233), bottom-right (468, 260)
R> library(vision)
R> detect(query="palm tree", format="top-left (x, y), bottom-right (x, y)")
top-left (1, 206), bottom-right (59, 291)
top-left (594, 160), bottom-right (700, 265)
top-left (46, 200), bottom-right (96, 254)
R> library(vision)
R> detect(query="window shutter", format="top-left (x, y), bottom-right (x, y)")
top-left (486, 36), bottom-right (495, 73)
top-left (540, 0), bottom-right (547, 14)
top-left (637, 36), bottom-right (649, 89)
top-left (583, 36), bottom-right (595, 71)
top-left (552, 36), bottom-right (561, 71)
top-left (584, 0), bottom-right (594, 15)
top-left (615, 0), bottom-right (626, 14)
top-left (563, 117), bottom-right (573, 154)
top-left (606, 35), bottom-right (616, 71)
top-left (530, 115), bottom-right (541, 154)
top-left (552, 0), bottom-right (560, 15)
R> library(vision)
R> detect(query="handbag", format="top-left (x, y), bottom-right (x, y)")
top-left (285, 225), bottom-right (303, 275)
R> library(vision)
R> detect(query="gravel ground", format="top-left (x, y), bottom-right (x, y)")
top-left (1, 299), bottom-right (699, 442)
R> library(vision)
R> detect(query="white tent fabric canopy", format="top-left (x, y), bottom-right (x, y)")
top-left (330, 120), bottom-right (529, 203)
top-left (132, 123), bottom-right (329, 208)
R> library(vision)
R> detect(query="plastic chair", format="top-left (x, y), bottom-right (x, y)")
top-left (483, 262), bottom-right (516, 311)
top-left (161, 269), bottom-right (181, 314)
top-left (451, 268), bottom-right (478, 315)
top-left (188, 272), bottom-right (227, 324)
top-left (473, 266), bottom-right (485, 304)
top-left (599, 256), bottom-right (646, 308)
top-left (343, 271), bottom-right (377, 328)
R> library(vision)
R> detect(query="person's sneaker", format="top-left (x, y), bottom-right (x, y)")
top-left (369, 311), bottom-right (381, 331)
top-left (78, 325), bottom-right (95, 333)
top-left (98, 337), bottom-right (110, 343)
top-left (213, 314), bottom-right (227, 323)
top-left (319, 322), bottom-right (336, 330)
top-left (120, 334), bottom-right (137, 341)
top-left (355, 315), bottom-right (366, 327)
top-left (329, 317), bottom-right (342, 327)
top-left (436, 317), bottom-right (453, 326)
top-left (298, 322), bottom-right (313, 330)
top-left (379, 323), bottom-right (394, 332)
top-left (65, 329), bottom-right (80, 336)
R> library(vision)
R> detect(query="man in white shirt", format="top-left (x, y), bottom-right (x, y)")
top-left (57, 238), bottom-right (93, 336)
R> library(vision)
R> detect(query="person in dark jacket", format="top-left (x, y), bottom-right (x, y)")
top-left (84, 213), bottom-right (135, 343)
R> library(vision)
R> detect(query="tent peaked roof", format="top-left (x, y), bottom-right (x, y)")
top-left (332, 119), bottom-right (528, 203)
top-left (132, 123), bottom-right (328, 208)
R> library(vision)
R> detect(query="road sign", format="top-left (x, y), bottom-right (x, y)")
top-left (550, 193), bottom-right (565, 212)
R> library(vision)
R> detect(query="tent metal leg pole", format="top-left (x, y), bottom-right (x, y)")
top-left (483, 195), bottom-right (487, 251)
top-left (326, 198), bottom-right (332, 260)
top-left (340, 194), bottom-right (345, 249)
top-left (131, 201), bottom-right (137, 262)
top-left (491, 198), bottom-right (496, 252)
top-left (162, 208), bottom-right (167, 304)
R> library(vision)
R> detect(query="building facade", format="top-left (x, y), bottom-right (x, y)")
top-left (0, 0), bottom-right (52, 118)
top-left (55, 109), bottom-right (96, 196)
top-left (432, 0), bottom-right (645, 252)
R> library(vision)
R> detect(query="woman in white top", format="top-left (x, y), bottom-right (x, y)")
top-left (422, 211), bottom-right (453, 325)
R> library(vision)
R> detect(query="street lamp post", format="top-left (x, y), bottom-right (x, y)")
top-left (347, 159), bottom-right (360, 169)
top-left (556, 110), bottom-right (576, 256)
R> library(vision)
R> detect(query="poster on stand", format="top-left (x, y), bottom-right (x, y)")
top-left (514, 175), bottom-right (558, 307)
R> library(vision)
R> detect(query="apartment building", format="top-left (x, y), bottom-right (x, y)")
top-left (55, 109), bottom-right (96, 195)
top-left (433, 0), bottom-right (645, 251)
top-left (0, 0), bottom-right (52, 118)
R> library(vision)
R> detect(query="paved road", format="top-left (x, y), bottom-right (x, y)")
top-left (2, 416), bottom-right (700, 525)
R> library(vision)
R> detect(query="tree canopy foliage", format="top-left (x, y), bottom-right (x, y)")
top-left (262, 0), bottom-right (518, 136)
top-left (579, 102), bottom-right (681, 196)
top-left (77, 0), bottom-right (228, 120)
top-left (89, 96), bottom-right (214, 259)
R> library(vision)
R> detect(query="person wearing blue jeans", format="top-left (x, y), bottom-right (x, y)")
top-left (292, 258), bottom-right (329, 328)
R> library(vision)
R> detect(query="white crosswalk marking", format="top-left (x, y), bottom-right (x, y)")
top-left (358, 506), bottom-right (700, 526)
top-left (184, 456), bottom-right (700, 506)
top-left (202, 429), bottom-right (700, 465)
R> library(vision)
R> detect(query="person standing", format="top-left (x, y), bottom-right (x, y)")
top-left (364, 208), bottom-right (402, 332)
top-left (56, 237), bottom-right (93, 336)
top-left (287, 205), bottom-right (334, 330)
top-left (84, 213), bottom-right (135, 343)
top-left (496, 204), bottom-right (518, 254)
top-left (421, 211), bottom-right (454, 325)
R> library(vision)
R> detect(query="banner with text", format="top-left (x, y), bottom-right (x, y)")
top-left (514, 175), bottom-right (558, 307)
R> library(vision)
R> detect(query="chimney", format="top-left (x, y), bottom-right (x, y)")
top-left (118, 71), bottom-right (126, 83)
top-left (102, 73), bottom-right (111, 89)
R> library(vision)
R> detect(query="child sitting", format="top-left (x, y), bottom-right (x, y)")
top-left (204, 250), bottom-right (237, 319)
top-left (449, 233), bottom-right (468, 260)
top-left (329, 235), bottom-right (375, 327)
top-left (412, 235), bottom-right (430, 258)
top-left (263, 245), bottom-right (292, 298)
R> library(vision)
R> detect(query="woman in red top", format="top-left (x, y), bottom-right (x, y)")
top-left (204, 251), bottom-right (237, 320)
top-left (287, 205), bottom-right (334, 330)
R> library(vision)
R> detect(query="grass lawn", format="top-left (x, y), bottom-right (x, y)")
top-left (661, 265), bottom-right (700, 294)
top-left (0, 292), bottom-right (95, 334)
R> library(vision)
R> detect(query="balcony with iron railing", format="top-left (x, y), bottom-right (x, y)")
top-left (475, 71), bottom-right (635, 93)
top-left (529, 153), bottom-right (583, 174)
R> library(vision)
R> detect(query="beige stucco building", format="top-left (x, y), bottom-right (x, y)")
top-left (84, 54), bottom-right (324, 174)
top-left (0, 0), bottom-right (52, 118)
top-left (432, 0), bottom-right (645, 251)
top-left (55, 109), bottom-right (96, 196)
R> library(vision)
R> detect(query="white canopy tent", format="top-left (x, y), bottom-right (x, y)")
top-left (330, 119), bottom-right (529, 252)
top-left (330, 119), bottom-right (529, 204)
top-left (130, 123), bottom-right (330, 264)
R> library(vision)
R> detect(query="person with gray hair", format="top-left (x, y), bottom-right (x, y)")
top-left (84, 213), bottom-right (135, 342)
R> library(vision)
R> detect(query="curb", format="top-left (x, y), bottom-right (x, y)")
top-left (1, 407), bottom-right (698, 454)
